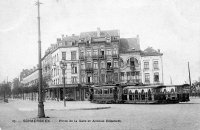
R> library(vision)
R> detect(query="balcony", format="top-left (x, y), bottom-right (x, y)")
top-left (85, 67), bottom-right (93, 73)
top-left (99, 55), bottom-right (105, 59)
top-left (106, 67), bottom-right (114, 72)
top-left (112, 54), bottom-right (119, 59)
top-left (79, 55), bottom-right (85, 60)
top-left (92, 55), bottom-right (99, 60)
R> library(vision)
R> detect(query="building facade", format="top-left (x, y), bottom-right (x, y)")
top-left (19, 29), bottom-right (164, 102)
top-left (78, 28), bottom-right (120, 87)
top-left (141, 47), bottom-right (163, 85)
top-left (45, 35), bottom-right (87, 101)
top-left (119, 36), bottom-right (142, 85)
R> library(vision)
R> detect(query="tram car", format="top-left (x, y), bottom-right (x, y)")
top-left (90, 84), bottom-right (190, 104)
top-left (122, 85), bottom-right (167, 104)
top-left (91, 85), bottom-right (123, 104)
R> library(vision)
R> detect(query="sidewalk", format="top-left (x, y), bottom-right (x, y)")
top-left (10, 99), bottom-right (111, 111)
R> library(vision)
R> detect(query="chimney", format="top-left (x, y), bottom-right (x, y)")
top-left (97, 27), bottom-right (101, 37)
top-left (136, 34), bottom-right (140, 44)
top-left (62, 34), bottom-right (64, 39)
top-left (158, 49), bottom-right (160, 53)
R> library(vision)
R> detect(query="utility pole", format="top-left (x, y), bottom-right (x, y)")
top-left (188, 62), bottom-right (192, 86)
top-left (36, 0), bottom-right (45, 118)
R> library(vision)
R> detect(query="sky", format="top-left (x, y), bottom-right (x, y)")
top-left (0, 0), bottom-right (200, 84)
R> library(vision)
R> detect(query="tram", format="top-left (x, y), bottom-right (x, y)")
top-left (90, 84), bottom-right (190, 104)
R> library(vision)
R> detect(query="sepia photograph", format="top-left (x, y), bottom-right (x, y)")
top-left (0, 0), bottom-right (200, 130)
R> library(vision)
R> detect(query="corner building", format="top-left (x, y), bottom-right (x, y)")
top-left (78, 28), bottom-right (120, 87)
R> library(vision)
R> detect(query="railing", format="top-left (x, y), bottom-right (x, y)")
top-left (112, 54), bottom-right (119, 58)
top-left (92, 55), bottom-right (99, 60)
top-left (79, 55), bottom-right (85, 60)
top-left (99, 55), bottom-right (105, 59)
top-left (106, 67), bottom-right (114, 71)
top-left (85, 67), bottom-right (94, 72)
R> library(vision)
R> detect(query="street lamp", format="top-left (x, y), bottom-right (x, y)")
top-left (36, 0), bottom-right (45, 118)
top-left (60, 60), bottom-right (67, 107)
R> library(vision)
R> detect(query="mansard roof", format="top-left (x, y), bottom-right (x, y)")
top-left (119, 37), bottom-right (140, 53)
top-left (80, 29), bottom-right (120, 39)
top-left (141, 47), bottom-right (163, 56)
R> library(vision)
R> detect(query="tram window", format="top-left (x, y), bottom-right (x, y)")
top-left (104, 89), bottom-right (109, 94)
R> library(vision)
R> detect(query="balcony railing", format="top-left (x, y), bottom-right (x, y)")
top-left (79, 55), bottom-right (85, 60)
top-left (99, 55), bottom-right (105, 59)
top-left (92, 55), bottom-right (99, 60)
top-left (85, 67), bottom-right (93, 72)
top-left (106, 67), bottom-right (114, 71)
top-left (112, 54), bottom-right (119, 58)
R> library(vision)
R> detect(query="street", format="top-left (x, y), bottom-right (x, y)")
top-left (0, 97), bottom-right (200, 130)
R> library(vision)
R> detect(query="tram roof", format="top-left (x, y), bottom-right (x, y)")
top-left (124, 85), bottom-right (164, 89)
top-left (92, 86), bottom-right (116, 89)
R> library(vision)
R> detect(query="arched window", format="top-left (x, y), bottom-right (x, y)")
top-left (171, 88), bottom-right (175, 93)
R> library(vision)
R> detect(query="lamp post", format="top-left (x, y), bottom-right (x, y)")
top-left (36, 0), bottom-right (45, 118)
top-left (60, 60), bottom-right (67, 107)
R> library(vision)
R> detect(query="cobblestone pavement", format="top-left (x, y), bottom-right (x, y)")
top-left (0, 97), bottom-right (200, 130)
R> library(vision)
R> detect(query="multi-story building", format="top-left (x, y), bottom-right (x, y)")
top-left (78, 28), bottom-right (120, 87)
top-left (119, 36), bottom-right (142, 85)
top-left (46, 34), bottom-right (86, 101)
top-left (42, 46), bottom-right (53, 87)
top-left (21, 68), bottom-right (39, 100)
top-left (141, 47), bottom-right (163, 85)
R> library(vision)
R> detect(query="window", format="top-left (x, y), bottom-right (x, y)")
top-left (93, 75), bottom-right (98, 83)
top-left (144, 62), bottom-right (149, 70)
top-left (72, 77), bottom-right (77, 83)
top-left (121, 72), bottom-right (124, 81)
top-left (71, 51), bottom-right (76, 60)
top-left (62, 52), bottom-right (66, 60)
top-left (103, 89), bottom-right (109, 94)
top-left (145, 73), bottom-right (150, 83)
top-left (93, 50), bottom-right (98, 56)
top-left (119, 58), bottom-right (124, 68)
top-left (72, 64), bottom-right (77, 74)
top-left (154, 72), bottom-right (159, 82)
top-left (114, 73), bottom-right (118, 82)
top-left (153, 61), bottom-right (159, 70)
top-left (107, 62), bottom-right (112, 69)
top-left (81, 62), bottom-right (85, 69)
top-left (113, 49), bottom-right (117, 55)
top-left (86, 50), bottom-right (91, 57)
top-left (101, 62), bottom-right (105, 68)
top-left (114, 61), bottom-right (118, 68)
top-left (101, 74), bottom-right (105, 83)
top-left (100, 50), bottom-right (104, 56)
top-left (80, 51), bottom-right (84, 57)
top-left (106, 49), bottom-right (112, 55)
top-left (81, 76), bottom-right (85, 83)
top-left (127, 72), bottom-right (130, 80)
top-left (93, 62), bottom-right (98, 69)
top-left (57, 54), bottom-right (59, 61)
top-left (87, 75), bottom-right (92, 83)
top-left (86, 62), bottom-right (92, 68)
